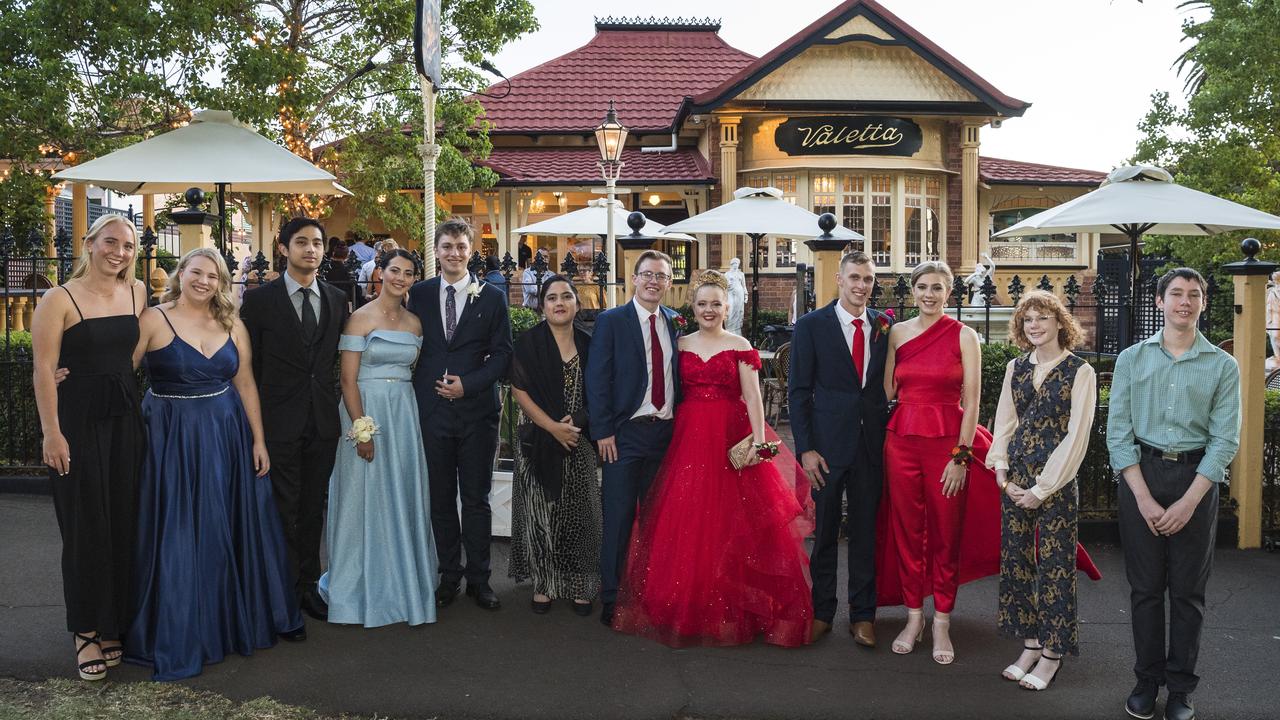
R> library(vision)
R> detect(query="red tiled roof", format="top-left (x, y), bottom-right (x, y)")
top-left (475, 24), bottom-right (755, 133)
top-left (692, 0), bottom-right (1029, 116)
top-left (979, 157), bottom-right (1106, 186)
top-left (479, 146), bottom-right (713, 185)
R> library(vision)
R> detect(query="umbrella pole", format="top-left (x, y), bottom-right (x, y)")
top-left (217, 183), bottom-right (228, 254)
top-left (749, 232), bottom-right (763, 345)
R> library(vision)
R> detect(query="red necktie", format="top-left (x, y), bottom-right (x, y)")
top-left (851, 318), bottom-right (865, 387)
top-left (650, 313), bottom-right (666, 411)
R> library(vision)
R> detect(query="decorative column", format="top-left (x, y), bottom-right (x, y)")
top-left (718, 116), bottom-right (741, 205)
top-left (169, 188), bottom-right (218, 255)
top-left (71, 182), bottom-right (87, 256)
top-left (804, 214), bottom-right (846, 307)
top-left (1223, 238), bottom-right (1277, 549)
top-left (960, 123), bottom-right (981, 273)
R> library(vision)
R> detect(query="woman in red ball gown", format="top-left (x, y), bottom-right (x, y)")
top-left (612, 271), bottom-right (814, 648)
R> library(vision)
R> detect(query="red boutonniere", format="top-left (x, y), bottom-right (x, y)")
top-left (673, 315), bottom-right (688, 332)
top-left (876, 310), bottom-right (893, 338)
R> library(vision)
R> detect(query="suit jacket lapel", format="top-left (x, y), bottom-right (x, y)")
top-left (821, 303), bottom-right (858, 379)
top-left (273, 279), bottom-right (307, 351)
top-left (866, 307), bottom-right (887, 383)
top-left (421, 277), bottom-right (446, 345)
top-left (447, 277), bottom-right (480, 347)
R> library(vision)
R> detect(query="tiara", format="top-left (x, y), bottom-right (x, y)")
top-left (694, 270), bottom-right (729, 292)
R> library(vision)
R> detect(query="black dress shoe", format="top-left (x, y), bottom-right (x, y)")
top-left (531, 597), bottom-right (552, 614)
top-left (300, 588), bottom-right (329, 621)
top-left (436, 580), bottom-right (462, 608)
top-left (1164, 692), bottom-right (1195, 720)
top-left (1126, 681), bottom-right (1158, 720)
top-left (600, 603), bottom-right (615, 627)
top-left (278, 624), bottom-right (307, 642)
top-left (571, 600), bottom-right (593, 617)
top-left (466, 582), bottom-right (501, 610)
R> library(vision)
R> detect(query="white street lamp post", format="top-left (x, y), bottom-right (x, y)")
top-left (595, 101), bottom-right (628, 307)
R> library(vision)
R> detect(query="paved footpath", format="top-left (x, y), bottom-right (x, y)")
top-left (2, 492), bottom-right (1277, 720)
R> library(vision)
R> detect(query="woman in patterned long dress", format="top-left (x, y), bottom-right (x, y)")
top-left (612, 271), bottom-right (814, 647)
top-left (509, 275), bottom-right (600, 615)
top-left (987, 291), bottom-right (1096, 691)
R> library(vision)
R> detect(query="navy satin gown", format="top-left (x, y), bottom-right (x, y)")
top-left (126, 326), bottom-right (302, 681)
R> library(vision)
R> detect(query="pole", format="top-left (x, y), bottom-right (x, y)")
top-left (419, 75), bottom-right (440, 275)
top-left (749, 232), bottom-right (763, 343)
top-left (606, 177), bottom-right (617, 307)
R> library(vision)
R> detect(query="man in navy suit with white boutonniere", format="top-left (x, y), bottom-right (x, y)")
top-left (790, 250), bottom-right (892, 647)
top-left (586, 249), bottom-right (682, 627)
top-left (408, 218), bottom-right (512, 611)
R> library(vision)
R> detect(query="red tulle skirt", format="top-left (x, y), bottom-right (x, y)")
top-left (612, 397), bottom-right (815, 648)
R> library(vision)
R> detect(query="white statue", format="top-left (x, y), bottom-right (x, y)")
top-left (962, 253), bottom-right (997, 306)
top-left (725, 258), bottom-right (747, 335)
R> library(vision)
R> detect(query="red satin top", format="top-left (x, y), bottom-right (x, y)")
top-left (887, 314), bottom-right (965, 438)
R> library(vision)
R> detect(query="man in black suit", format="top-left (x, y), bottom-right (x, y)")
top-left (241, 217), bottom-right (350, 629)
top-left (789, 250), bottom-right (890, 647)
top-left (408, 218), bottom-right (512, 611)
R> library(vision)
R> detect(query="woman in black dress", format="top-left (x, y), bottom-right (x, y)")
top-left (32, 214), bottom-right (147, 680)
top-left (508, 275), bottom-right (600, 615)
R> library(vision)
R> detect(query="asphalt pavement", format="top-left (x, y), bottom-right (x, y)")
top-left (2, 492), bottom-right (1278, 720)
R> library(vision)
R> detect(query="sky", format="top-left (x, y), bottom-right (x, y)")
top-left (490, 0), bottom-right (1202, 173)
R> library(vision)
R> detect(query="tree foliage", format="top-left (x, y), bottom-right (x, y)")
top-left (0, 0), bottom-right (537, 248)
top-left (1132, 0), bottom-right (1280, 270)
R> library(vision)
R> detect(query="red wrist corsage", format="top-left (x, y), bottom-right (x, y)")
top-left (754, 441), bottom-right (780, 461)
top-left (950, 444), bottom-right (973, 467)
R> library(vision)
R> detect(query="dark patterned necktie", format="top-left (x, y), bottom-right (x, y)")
top-left (445, 285), bottom-right (457, 342)
top-left (300, 287), bottom-right (318, 344)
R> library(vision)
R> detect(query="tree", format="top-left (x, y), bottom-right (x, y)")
top-left (1132, 0), bottom-right (1280, 271)
top-left (0, 0), bottom-right (538, 247)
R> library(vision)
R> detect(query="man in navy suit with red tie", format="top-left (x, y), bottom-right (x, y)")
top-left (789, 250), bottom-right (891, 646)
top-left (586, 249), bottom-right (681, 627)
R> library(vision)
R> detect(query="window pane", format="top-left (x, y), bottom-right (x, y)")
top-left (842, 174), bottom-right (865, 249)
top-left (775, 239), bottom-right (796, 268)
top-left (870, 175), bottom-right (891, 266)
top-left (925, 197), bottom-right (941, 260)
top-left (905, 197), bottom-right (922, 266)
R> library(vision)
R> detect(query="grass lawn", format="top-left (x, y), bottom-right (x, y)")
top-left (0, 678), bottom-right (394, 719)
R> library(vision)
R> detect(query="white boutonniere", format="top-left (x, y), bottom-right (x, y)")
top-left (466, 280), bottom-right (482, 299)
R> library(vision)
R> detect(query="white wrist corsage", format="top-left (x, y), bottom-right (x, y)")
top-left (346, 416), bottom-right (379, 445)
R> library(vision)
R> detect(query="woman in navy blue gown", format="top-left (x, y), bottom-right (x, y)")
top-left (125, 248), bottom-right (302, 681)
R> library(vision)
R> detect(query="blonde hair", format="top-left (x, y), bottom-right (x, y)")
top-left (161, 248), bottom-right (237, 331)
top-left (689, 269), bottom-right (729, 302)
top-left (910, 260), bottom-right (953, 289)
top-left (68, 214), bottom-right (138, 282)
top-left (1008, 290), bottom-right (1084, 351)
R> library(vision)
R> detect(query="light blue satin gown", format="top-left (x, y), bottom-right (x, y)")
top-left (319, 330), bottom-right (438, 626)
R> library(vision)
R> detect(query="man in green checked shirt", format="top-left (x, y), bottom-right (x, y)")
top-left (1107, 268), bottom-right (1241, 720)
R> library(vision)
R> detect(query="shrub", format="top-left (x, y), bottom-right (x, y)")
top-left (978, 342), bottom-right (1022, 426)
top-left (508, 305), bottom-right (539, 340)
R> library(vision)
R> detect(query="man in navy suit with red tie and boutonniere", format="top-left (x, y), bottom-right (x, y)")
top-left (789, 250), bottom-right (891, 647)
top-left (407, 218), bottom-right (512, 612)
top-left (586, 249), bottom-right (682, 627)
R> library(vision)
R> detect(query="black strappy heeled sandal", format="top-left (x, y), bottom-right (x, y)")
top-left (74, 632), bottom-right (107, 681)
top-left (99, 639), bottom-right (123, 668)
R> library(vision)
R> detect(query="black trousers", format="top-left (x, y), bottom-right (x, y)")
top-left (1118, 455), bottom-right (1218, 694)
top-left (266, 413), bottom-right (338, 593)
top-left (810, 436), bottom-right (881, 624)
top-left (598, 418), bottom-right (673, 606)
top-left (424, 416), bottom-right (500, 585)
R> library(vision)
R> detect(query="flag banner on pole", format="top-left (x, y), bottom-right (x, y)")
top-left (414, 0), bottom-right (442, 86)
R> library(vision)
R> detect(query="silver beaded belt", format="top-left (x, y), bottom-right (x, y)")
top-left (150, 386), bottom-right (230, 399)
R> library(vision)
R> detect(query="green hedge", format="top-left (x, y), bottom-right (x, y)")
top-left (1, 331), bottom-right (37, 467)
top-left (979, 342), bottom-right (1022, 426)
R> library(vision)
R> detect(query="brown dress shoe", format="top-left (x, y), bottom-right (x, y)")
top-left (850, 621), bottom-right (877, 648)
top-left (809, 620), bottom-right (832, 642)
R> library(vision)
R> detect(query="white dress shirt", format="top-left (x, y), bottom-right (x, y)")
top-left (282, 271), bottom-right (322, 323)
top-left (631, 298), bottom-right (675, 420)
top-left (834, 301), bottom-right (871, 387)
top-left (439, 274), bottom-right (472, 337)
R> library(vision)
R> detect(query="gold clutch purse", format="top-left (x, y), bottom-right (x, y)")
top-left (728, 434), bottom-right (755, 470)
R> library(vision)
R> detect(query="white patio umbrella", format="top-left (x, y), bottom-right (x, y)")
top-left (663, 186), bottom-right (863, 336)
top-left (53, 109), bottom-right (352, 249)
top-left (992, 164), bottom-right (1280, 342)
top-left (514, 198), bottom-right (695, 242)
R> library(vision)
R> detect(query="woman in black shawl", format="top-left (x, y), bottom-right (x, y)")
top-left (508, 275), bottom-right (600, 615)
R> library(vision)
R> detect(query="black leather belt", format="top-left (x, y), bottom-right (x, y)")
top-left (1138, 441), bottom-right (1206, 465)
top-left (630, 415), bottom-right (668, 424)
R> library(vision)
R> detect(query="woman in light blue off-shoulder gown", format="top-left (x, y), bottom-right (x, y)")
top-left (320, 250), bottom-right (437, 627)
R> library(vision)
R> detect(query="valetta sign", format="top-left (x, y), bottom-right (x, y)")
top-left (774, 116), bottom-right (923, 157)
